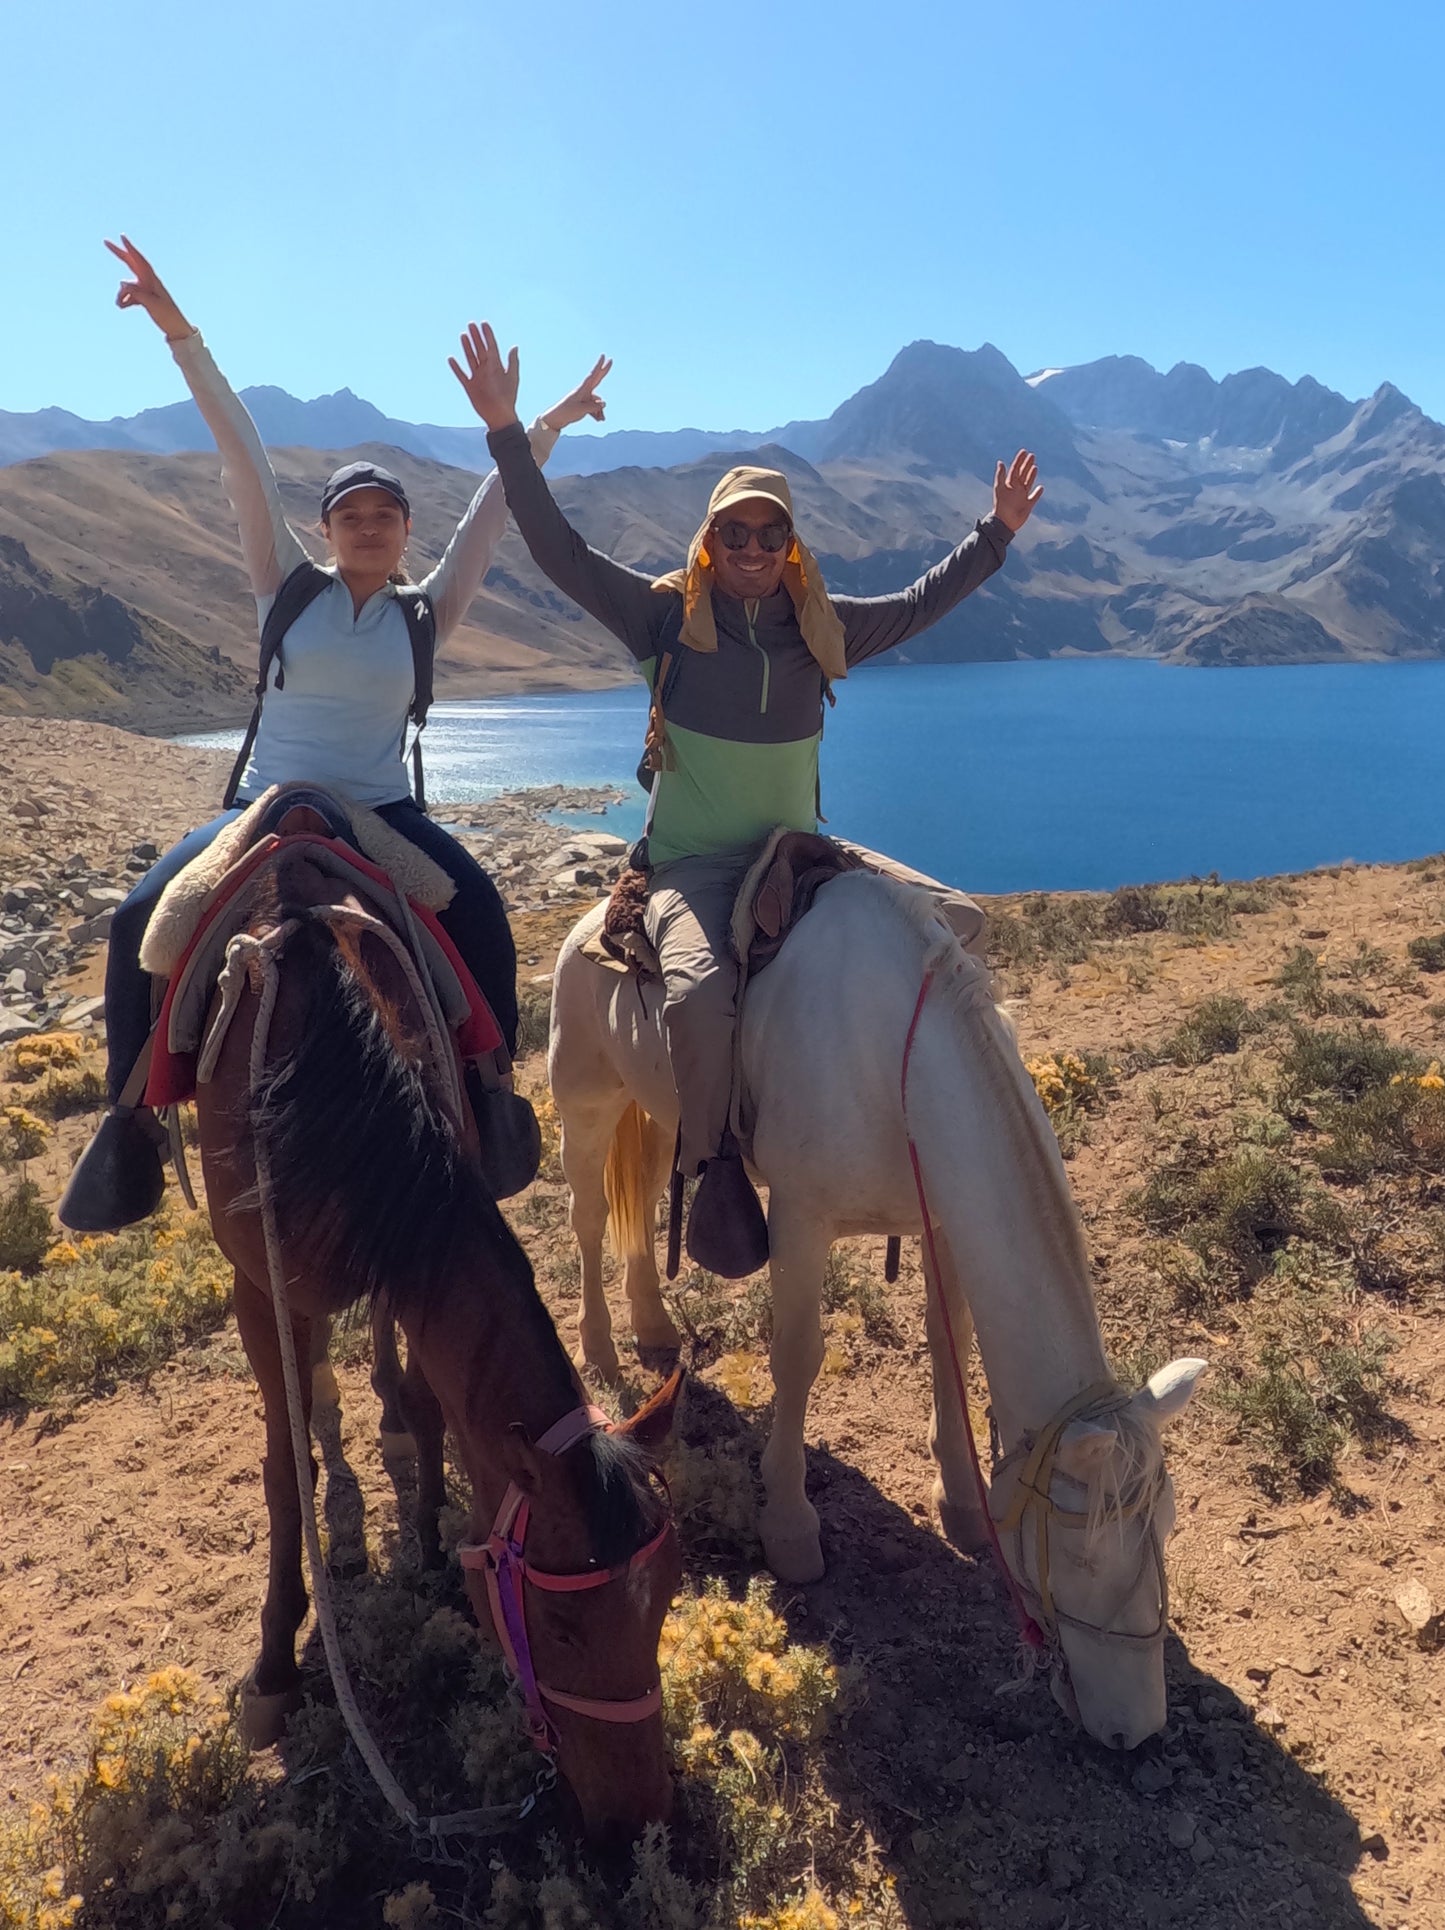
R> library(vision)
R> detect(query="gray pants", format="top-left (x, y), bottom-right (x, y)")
top-left (644, 842), bottom-right (986, 1177)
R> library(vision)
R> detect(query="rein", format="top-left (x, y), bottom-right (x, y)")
top-left (458, 1408), bottom-right (672, 1755)
top-left (220, 913), bottom-right (638, 1841)
top-left (899, 968), bottom-right (1168, 1677)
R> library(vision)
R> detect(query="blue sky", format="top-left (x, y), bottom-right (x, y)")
top-left (6, 0), bottom-right (1442, 433)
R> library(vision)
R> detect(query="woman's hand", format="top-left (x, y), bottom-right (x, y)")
top-left (105, 236), bottom-right (192, 341)
top-left (541, 355), bottom-right (613, 433)
top-left (449, 322), bottom-right (521, 431)
top-left (992, 450), bottom-right (1043, 532)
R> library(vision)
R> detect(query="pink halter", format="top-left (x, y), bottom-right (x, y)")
top-left (458, 1405), bottom-right (673, 1755)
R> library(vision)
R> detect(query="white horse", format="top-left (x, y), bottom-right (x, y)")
top-left (548, 868), bottom-right (1205, 1749)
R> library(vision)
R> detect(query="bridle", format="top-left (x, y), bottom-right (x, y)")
top-left (459, 1404), bottom-right (674, 1756)
top-left (989, 1382), bottom-right (1170, 1664)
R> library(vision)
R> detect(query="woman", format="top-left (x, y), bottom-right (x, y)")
top-left (60, 240), bottom-right (610, 1233)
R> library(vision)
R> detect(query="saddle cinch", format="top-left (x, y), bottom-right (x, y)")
top-left (138, 783), bottom-right (540, 1200)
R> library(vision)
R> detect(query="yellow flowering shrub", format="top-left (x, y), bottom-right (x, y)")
top-left (6, 1033), bottom-right (88, 1081)
top-left (1026, 1050), bottom-right (1103, 1116)
top-left (1, 1107), bottom-right (50, 1166)
top-left (662, 1576), bottom-right (838, 1748)
top-left (0, 1210), bottom-right (232, 1406)
top-left (0, 1669), bottom-right (247, 1930)
top-left (743, 1889), bottom-right (841, 1930)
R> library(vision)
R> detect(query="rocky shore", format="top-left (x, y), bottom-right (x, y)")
top-left (0, 720), bottom-right (630, 1045)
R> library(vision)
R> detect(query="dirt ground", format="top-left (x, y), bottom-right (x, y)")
top-left (2, 726), bottom-right (1443, 1928)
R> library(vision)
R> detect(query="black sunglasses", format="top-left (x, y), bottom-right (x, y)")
top-left (715, 518), bottom-right (792, 554)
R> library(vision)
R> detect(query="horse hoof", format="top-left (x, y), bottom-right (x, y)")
top-left (574, 1342), bottom-right (622, 1385)
top-left (760, 1517), bottom-right (826, 1585)
top-left (310, 1362), bottom-right (341, 1410)
top-left (935, 1495), bottom-right (990, 1555)
top-left (635, 1340), bottom-right (682, 1377)
top-left (379, 1429), bottom-right (417, 1462)
top-left (239, 1678), bottom-right (301, 1750)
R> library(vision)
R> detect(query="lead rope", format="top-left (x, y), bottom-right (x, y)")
top-left (239, 930), bottom-right (551, 1841)
top-left (900, 970), bottom-right (1048, 1660)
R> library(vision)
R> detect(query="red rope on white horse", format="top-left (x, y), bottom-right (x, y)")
top-left (900, 968), bottom-right (1047, 1655)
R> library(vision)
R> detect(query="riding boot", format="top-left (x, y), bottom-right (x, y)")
top-left (58, 1106), bottom-right (168, 1233)
top-left (685, 1151), bottom-right (769, 1279)
top-left (463, 1061), bottom-right (542, 1201)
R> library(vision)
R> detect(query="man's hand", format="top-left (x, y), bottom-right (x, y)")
top-left (992, 450), bottom-right (1043, 533)
top-left (542, 355), bottom-right (613, 433)
top-left (105, 236), bottom-right (192, 341)
top-left (449, 321), bottom-right (521, 432)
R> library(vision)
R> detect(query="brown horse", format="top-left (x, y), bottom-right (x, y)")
top-left (192, 831), bottom-right (682, 1840)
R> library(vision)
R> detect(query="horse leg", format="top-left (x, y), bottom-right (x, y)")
top-left (758, 1199), bottom-right (830, 1583)
top-left (397, 1342), bottom-right (448, 1570)
top-left (233, 1265), bottom-right (314, 1747)
top-left (923, 1229), bottom-right (989, 1552)
top-left (371, 1300), bottom-right (415, 1460)
top-left (559, 1097), bottom-right (628, 1381)
top-left (309, 1313), bottom-right (340, 1413)
top-left (622, 1109), bottom-right (682, 1368)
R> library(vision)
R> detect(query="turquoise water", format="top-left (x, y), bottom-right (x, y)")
top-left (178, 659), bottom-right (1445, 894)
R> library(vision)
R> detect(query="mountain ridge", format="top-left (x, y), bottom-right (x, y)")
top-left (3, 337), bottom-right (1444, 725)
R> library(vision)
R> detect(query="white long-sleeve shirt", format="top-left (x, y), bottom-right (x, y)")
top-left (172, 330), bottom-right (558, 806)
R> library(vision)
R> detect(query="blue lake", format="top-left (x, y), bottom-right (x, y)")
top-left (179, 659), bottom-right (1445, 895)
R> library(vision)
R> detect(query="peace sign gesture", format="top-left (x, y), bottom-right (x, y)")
top-left (449, 322), bottom-right (521, 432)
top-left (992, 450), bottom-right (1043, 533)
top-left (542, 354), bottom-right (614, 433)
top-left (105, 236), bottom-right (192, 341)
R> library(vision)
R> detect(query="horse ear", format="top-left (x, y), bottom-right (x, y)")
top-left (1135, 1357), bottom-right (1208, 1427)
top-left (1054, 1419), bottom-right (1118, 1483)
top-left (502, 1421), bottom-right (546, 1498)
top-left (618, 1367), bottom-right (686, 1453)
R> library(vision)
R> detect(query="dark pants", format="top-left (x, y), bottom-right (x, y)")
top-left (104, 798), bottom-right (518, 1102)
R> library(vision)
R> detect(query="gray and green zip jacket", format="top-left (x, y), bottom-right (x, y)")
top-left (487, 421), bottom-right (1014, 867)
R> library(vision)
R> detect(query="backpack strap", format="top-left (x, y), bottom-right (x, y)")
top-left (223, 561), bottom-right (333, 807)
top-left (395, 586), bottom-right (438, 810)
top-left (637, 604), bottom-right (687, 793)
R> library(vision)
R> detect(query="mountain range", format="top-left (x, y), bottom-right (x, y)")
top-left (3, 337), bottom-right (1444, 727)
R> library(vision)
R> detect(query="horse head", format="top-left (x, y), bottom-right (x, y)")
top-left (988, 1358), bottom-right (1206, 1750)
top-left (476, 1369), bottom-right (685, 1842)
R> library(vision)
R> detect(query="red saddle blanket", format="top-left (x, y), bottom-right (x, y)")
top-left (144, 834), bottom-right (502, 1108)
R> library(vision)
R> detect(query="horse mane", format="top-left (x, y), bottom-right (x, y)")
top-left (1084, 1398), bottom-right (1167, 1544)
top-left (250, 910), bottom-right (663, 1566)
top-left (250, 913), bottom-right (539, 1331)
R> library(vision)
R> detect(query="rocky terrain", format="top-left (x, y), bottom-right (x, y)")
top-left (4, 336), bottom-right (1445, 726)
top-left (2, 721), bottom-right (1444, 1927)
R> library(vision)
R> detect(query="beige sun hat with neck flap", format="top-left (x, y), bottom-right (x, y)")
top-left (652, 464), bottom-right (848, 681)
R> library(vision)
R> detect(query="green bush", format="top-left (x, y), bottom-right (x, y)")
top-left (0, 1178), bottom-right (51, 1274)
top-left (1157, 994), bottom-right (1258, 1067)
top-left (1130, 1147), bottom-right (1344, 1291)
top-left (1407, 932), bottom-right (1445, 973)
top-left (1216, 1313), bottom-right (1396, 1497)
top-left (1277, 1023), bottom-right (1424, 1107)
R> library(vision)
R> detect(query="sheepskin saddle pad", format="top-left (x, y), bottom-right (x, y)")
top-left (141, 783), bottom-right (454, 978)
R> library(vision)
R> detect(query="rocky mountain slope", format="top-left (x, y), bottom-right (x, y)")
top-left (3, 337), bottom-right (1444, 723)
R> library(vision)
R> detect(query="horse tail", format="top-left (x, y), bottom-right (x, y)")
top-left (604, 1102), bottom-right (667, 1260)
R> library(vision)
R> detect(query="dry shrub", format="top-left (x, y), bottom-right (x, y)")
top-left (1407, 931), bottom-right (1445, 973)
top-left (1313, 1071), bottom-right (1445, 1180)
top-left (1156, 994), bottom-right (1259, 1067)
top-left (1273, 948), bottom-right (1380, 1021)
top-left (0, 1210), bottom-right (232, 1406)
top-left (1214, 1284), bottom-right (1398, 1498)
top-left (1129, 1147), bottom-right (1346, 1296)
top-left (1276, 1021), bottom-right (1424, 1107)
top-left (513, 981), bottom-right (552, 1059)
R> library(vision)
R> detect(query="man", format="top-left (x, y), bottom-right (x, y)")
top-left (451, 324), bottom-right (1042, 1278)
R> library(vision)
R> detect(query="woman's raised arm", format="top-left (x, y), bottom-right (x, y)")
top-left (107, 236), bottom-right (309, 606)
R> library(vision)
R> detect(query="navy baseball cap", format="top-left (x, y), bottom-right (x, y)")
top-left (320, 461), bottom-right (410, 518)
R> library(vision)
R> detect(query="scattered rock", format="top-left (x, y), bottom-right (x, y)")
top-left (1393, 1579), bottom-right (1439, 1642)
top-left (1132, 1757), bottom-right (1175, 1795)
top-left (0, 1010), bottom-right (40, 1043)
top-left (1166, 1809), bottom-right (1196, 1850)
top-left (1044, 1844), bottom-right (1083, 1893)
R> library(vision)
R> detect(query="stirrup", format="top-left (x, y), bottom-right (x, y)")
top-left (58, 1107), bottom-right (167, 1233)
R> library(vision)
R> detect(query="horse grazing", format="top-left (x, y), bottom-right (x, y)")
top-left (550, 868), bottom-right (1205, 1751)
top-left (192, 828), bottom-right (681, 1840)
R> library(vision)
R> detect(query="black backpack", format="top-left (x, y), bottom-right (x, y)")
top-left (224, 560), bottom-right (438, 811)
